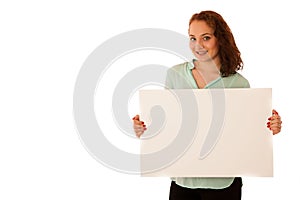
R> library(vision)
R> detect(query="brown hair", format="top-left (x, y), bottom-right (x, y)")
top-left (189, 10), bottom-right (243, 77)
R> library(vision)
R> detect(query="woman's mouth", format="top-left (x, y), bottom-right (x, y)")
top-left (196, 50), bottom-right (207, 55)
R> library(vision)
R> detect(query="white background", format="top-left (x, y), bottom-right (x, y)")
top-left (0, 0), bottom-right (299, 199)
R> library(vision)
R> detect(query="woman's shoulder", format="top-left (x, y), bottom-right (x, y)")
top-left (232, 72), bottom-right (248, 80)
top-left (227, 72), bottom-right (250, 88)
top-left (168, 61), bottom-right (191, 72)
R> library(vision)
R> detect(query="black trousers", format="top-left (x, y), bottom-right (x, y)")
top-left (169, 177), bottom-right (242, 200)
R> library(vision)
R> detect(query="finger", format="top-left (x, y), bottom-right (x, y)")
top-left (133, 124), bottom-right (143, 132)
top-left (270, 122), bottom-right (282, 128)
top-left (134, 123), bottom-right (146, 130)
top-left (271, 119), bottom-right (282, 125)
top-left (133, 125), bottom-right (142, 131)
top-left (267, 119), bottom-right (282, 127)
top-left (268, 115), bottom-right (281, 121)
top-left (267, 121), bottom-right (281, 130)
top-left (270, 125), bottom-right (281, 135)
top-left (133, 120), bottom-right (144, 127)
top-left (136, 130), bottom-right (144, 138)
top-left (132, 115), bottom-right (140, 121)
top-left (135, 128), bottom-right (141, 137)
top-left (270, 121), bottom-right (281, 133)
top-left (272, 128), bottom-right (281, 135)
top-left (132, 115), bottom-right (145, 126)
top-left (133, 123), bottom-right (147, 137)
top-left (135, 127), bottom-right (147, 138)
top-left (272, 109), bottom-right (278, 115)
top-left (270, 118), bottom-right (282, 125)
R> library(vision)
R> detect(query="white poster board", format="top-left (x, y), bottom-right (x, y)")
top-left (140, 88), bottom-right (273, 177)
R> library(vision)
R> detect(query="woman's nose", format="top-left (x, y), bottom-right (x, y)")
top-left (195, 40), bottom-right (204, 48)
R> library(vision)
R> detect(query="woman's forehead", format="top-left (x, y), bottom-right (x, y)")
top-left (189, 20), bottom-right (214, 35)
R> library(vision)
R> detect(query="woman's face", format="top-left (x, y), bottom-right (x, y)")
top-left (189, 20), bottom-right (219, 63)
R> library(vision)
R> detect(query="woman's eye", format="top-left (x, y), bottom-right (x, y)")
top-left (203, 36), bottom-right (211, 41)
top-left (190, 37), bottom-right (196, 41)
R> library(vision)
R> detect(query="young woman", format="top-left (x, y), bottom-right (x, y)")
top-left (133, 10), bottom-right (282, 200)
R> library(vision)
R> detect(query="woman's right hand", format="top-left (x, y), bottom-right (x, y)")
top-left (132, 114), bottom-right (147, 138)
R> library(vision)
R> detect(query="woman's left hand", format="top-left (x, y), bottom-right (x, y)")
top-left (267, 109), bottom-right (282, 135)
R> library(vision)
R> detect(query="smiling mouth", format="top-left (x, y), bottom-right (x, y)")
top-left (196, 50), bottom-right (207, 55)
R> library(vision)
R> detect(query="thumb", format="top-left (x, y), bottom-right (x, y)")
top-left (272, 109), bottom-right (278, 115)
top-left (132, 114), bottom-right (140, 121)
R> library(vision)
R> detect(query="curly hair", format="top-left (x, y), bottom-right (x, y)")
top-left (189, 10), bottom-right (243, 77)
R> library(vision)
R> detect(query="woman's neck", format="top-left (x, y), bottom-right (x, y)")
top-left (193, 59), bottom-right (221, 72)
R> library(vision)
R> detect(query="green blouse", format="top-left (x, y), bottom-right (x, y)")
top-left (165, 60), bottom-right (250, 189)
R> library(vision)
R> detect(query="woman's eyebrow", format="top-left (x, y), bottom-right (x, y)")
top-left (189, 33), bottom-right (213, 37)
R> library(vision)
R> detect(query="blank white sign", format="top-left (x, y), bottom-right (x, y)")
top-left (140, 88), bottom-right (273, 177)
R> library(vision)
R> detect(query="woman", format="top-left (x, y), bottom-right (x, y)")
top-left (133, 10), bottom-right (282, 200)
